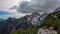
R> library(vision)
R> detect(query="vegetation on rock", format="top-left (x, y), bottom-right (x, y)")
top-left (43, 11), bottom-right (60, 34)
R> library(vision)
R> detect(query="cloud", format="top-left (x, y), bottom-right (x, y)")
top-left (10, 1), bottom-right (31, 13)
top-left (10, 0), bottom-right (60, 13)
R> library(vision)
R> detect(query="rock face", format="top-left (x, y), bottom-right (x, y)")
top-left (27, 12), bottom-right (48, 24)
top-left (38, 28), bottom-right (57, 34)
top-left (27, 12), bottom-right (40, 24)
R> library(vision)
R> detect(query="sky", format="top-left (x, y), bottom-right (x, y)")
top-left (0, 0), bottom-right (26, 19)
top-left (0, 0), bottom-right (60, 19)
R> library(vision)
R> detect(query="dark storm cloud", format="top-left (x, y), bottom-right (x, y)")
top-left (10, 0), bottom-right (60, 13)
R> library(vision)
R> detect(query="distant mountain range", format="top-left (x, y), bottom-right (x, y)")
top-left (0, 12), bottom-right (48, 34)
top-left (0, 15), bottom-right (31, 34)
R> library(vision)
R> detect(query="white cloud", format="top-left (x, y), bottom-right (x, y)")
top-left (14, 13), bottom-right (26, 18)
top-left (0, 0), bottom-right (19, 10)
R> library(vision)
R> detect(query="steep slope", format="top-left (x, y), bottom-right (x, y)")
top-left (43, 11), bottom-right (60, 34)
